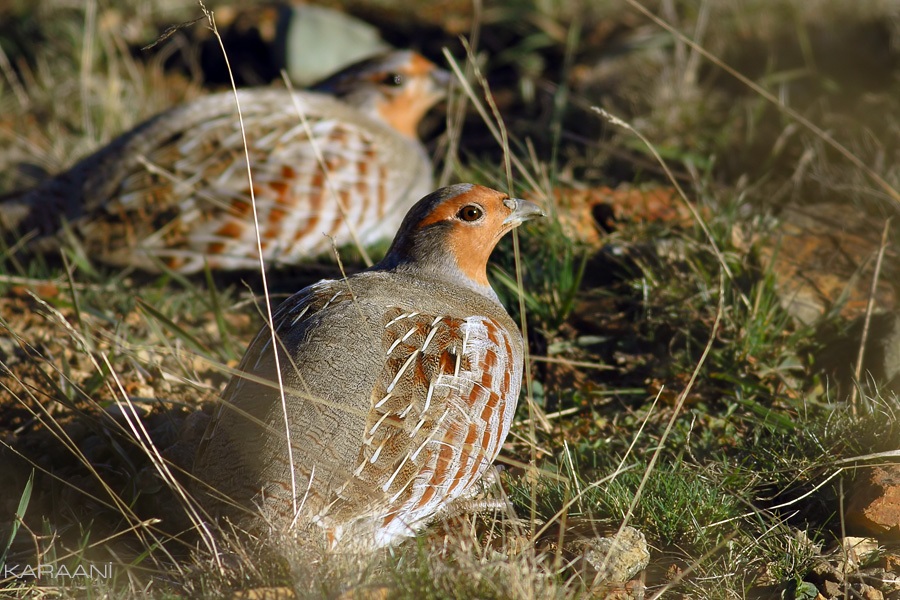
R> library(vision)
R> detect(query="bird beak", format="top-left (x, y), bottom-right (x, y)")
top-left (502, 198), bottom-right (545, 226)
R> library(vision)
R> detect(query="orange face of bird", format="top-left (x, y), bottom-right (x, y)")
top-left (374, 53), bottom-right (451, 139)
top-left (417, 185), bottom-right (544, 286)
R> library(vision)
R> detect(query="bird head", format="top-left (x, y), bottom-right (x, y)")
top-left (376, 184), bottom-right (544, 296)
top-left (310, 50), bottom-right (451, 139)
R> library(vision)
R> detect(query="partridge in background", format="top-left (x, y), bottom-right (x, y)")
top-left (0, 51), bottom-right (449, 273)
top-left (192, 184), bottom-right (543, 549)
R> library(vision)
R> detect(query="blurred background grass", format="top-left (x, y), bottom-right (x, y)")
top-left (1, 0), bottom-right (899, 598)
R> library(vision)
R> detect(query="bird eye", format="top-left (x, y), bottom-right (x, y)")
top-left (458, 205), bottom-right (483, 222)
top-left (380, 72), bottom-right (404, 87)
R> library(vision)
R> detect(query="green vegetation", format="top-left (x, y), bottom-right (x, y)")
top-left (1, 0), bottom-right (898, 598)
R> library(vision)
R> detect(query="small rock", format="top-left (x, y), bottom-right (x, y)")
top-left (760, 202), bottom-right (897, 325)
top-left (821, 579), bottom-right (842, 598)
top-left (837, 537), bottom-right (881, 572)
top-left (854, 582), bottom-right (884, 600)
top-left (885, 551), bottom-right (900, 574)
top-left (807, 559), bottom-right (843, 585)
top-left (568, 526), bottom-right (650, 583)
top-left (879, 567), bottom-right (900, 591)
top-left (846, 466), bottom-right (900, 540)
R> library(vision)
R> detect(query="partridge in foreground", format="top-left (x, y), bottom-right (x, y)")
top-left (0, 51), bottom-right (449, 273)
top-left (191, 184), bottom-right (543, 549)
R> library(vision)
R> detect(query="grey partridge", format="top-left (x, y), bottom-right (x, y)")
top-left (0, 51), bottom-right (449, 273)
top-left (191, 183), bottom-right (543, 549)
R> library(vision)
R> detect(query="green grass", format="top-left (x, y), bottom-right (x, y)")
top-left (1, 0), bottom-right (899, 598)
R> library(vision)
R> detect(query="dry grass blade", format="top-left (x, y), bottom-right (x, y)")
top-left (197, 0), bottom-right (299, 522)
top-left (0, 363), bottom-right (182, 567)
top-left (529, 355), bottom-right (614, 371)
top-left (835, 449), bottom-right (900, 465)
top-left (850, 218), bottom-right (892, 413)
top-left (436, 0), bottom-right (481, 188)
top-left (624, 0), bottom-right (900, 210)
top-left (706, 468), bottom-right (845, 528)
top-left (3, 0), bottom-right (898, 596)
top-left (441, 49), bottom-right (543, 195)
top-left (97, 352), bottom-right (217, 564)
top-left (78, 0), bottom-right (98, 142)
top-left (592, 106), bottom-right (750, 310)
top-left (0, 42), bottom-right (28, 108)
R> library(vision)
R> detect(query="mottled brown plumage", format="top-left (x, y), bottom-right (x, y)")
top-left (0, 51), bottom-right (448, 272)
top-left (191, 184), bottom-right (543, 548)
